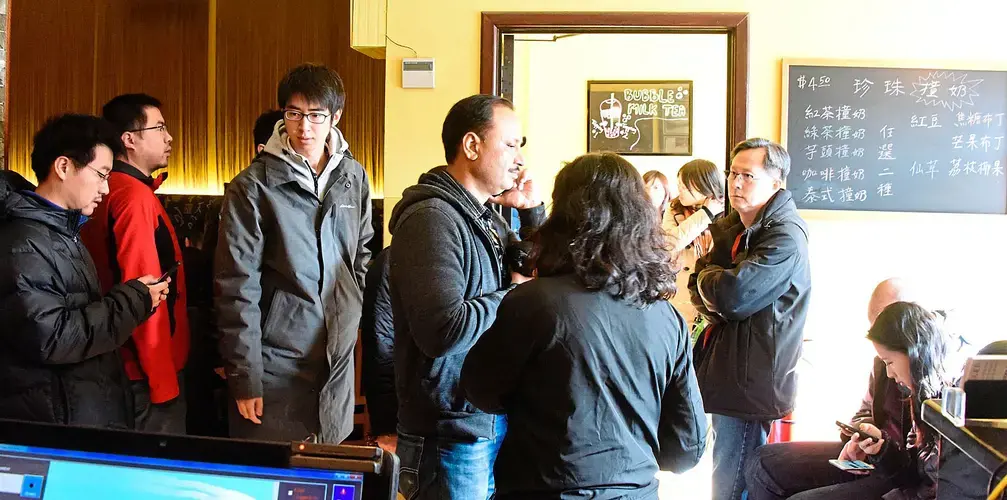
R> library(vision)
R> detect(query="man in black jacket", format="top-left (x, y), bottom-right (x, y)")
top-left (0, 114), bottom-right (168, 429)
top-left (361, 248), bottom-right (397, 450)
top-left (388, 94), bottom-right (545, 499)
top-left (689, 138), bottom-right (812, 500)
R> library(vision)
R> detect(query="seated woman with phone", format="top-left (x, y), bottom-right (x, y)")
top-left (747, 301), bottom-right (954, 500)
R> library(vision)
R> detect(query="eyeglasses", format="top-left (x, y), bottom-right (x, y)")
top-left (128, 124), bottom-right (168, 135)
top-left (284, 110), bottom-right (331, 124)
top-left (727, 171), bottom-right (766, 183)
top-left (87, 166), bottom-right (110, 183)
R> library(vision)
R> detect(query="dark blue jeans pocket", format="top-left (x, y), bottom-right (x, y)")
top-left (397, 431), bottom-right (426, 500)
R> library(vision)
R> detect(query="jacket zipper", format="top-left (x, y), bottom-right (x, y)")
top-left (476, 212), bottom-right (505, 284)
top-left (53, 375), bottom-right (70, 424)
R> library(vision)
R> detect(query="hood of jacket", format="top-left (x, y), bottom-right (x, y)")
top-left (261, 120), bottom-right (350, 196)
top-left (0, 171), bottom-right (86, 237)
top-left (389, 166), bottom-right (489, 233)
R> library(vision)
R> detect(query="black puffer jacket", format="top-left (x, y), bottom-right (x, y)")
top-left (361, 248), bottom-right (397, 435)
top-left (0, 172), bottom-right (152, 428)
top-left (689, 189), bottom-right (811, 420)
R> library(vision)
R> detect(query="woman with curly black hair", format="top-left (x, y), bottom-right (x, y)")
top-left (461, 152), bottom-right (707, 499)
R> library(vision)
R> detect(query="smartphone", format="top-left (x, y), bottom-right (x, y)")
top-left (835, 420), bottom-right (875, 442)
top-left (156, 261), bottom-right (180, 283)
top-left (829, 459), bottom-right (875, 472)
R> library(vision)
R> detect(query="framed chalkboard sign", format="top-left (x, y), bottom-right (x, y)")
top-left (782, 59), bottom-right (1007, 214)
top-left (587, 80), bottom-right (692, 155)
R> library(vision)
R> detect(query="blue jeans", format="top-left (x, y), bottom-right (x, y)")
top-left (712, 414), bottom-right (771, 500)
top-left (397, 416), bottom-right (507, 500)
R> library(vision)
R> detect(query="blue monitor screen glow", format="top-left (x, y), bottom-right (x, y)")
top-left (0, 442), bottom-right (363, 500)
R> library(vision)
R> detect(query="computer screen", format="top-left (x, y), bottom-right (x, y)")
top-left (0, 442), bottom-right (364, 500)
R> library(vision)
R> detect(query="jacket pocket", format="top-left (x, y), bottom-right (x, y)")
top-left (260, 288), bottom-right (281, 340)
top-left (745, 319), bottom-right (774, 387)
top-left (421, 355), bottom-right (476, 415)
top-left (338, 259), bottom-right (362, 299)
top-left (739, 322), bottom-right (752, 384)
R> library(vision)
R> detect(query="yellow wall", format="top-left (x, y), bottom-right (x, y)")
top-left (381, 0), bottom-right (1007, 441)
top-left (512, 33), bottom-right (728, 201)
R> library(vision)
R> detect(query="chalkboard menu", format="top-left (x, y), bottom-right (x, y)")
top-left (783, 61), bottom-right (1007, 214)
top-left (587, 80), bottom-right (692, 155)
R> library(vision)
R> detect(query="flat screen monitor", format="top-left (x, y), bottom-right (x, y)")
top-left (0, 420), bottom-right (397, 500)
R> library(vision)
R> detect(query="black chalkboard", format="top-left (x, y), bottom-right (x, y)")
top-left (587, 80), bottom-right (692, 155)
top-left (783, 62), bottom-right (1007, 214)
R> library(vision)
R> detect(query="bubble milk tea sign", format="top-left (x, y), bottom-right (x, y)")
top-left (587, 80), bottom-right (693, 156)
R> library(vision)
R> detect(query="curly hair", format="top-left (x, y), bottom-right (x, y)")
top-left (867, 301), bottom-right (952, 444)
top-left (532, 152), bottom-right (676, 306)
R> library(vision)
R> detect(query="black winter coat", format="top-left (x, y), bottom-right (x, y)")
top-left (0, 173), bottom-right (153, 428)
top-left (689, 189), bottom-right (811, 420)
top-left (360, 248), bottom-right (397, 435)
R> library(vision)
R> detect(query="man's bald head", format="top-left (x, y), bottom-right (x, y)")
top-left (867, 278), bottom-right (911, 326)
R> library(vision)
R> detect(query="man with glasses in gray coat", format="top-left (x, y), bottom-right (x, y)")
top-left (216, 64), bottom-right (373, 443)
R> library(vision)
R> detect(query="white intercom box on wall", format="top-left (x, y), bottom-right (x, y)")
top-left (402, 58), bottom-right (435, 89)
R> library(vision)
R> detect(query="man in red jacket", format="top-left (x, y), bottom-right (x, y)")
top-left (81, 93), bottom-right (190, 434)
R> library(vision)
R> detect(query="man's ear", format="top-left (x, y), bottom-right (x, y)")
top-left (121, 131), bottom-right (136, 152)
top-left (461, 132), bottom-right (481, 161)
top-left (53, 156), bottom-right (72, 181)
top-left (331, 109), bottom-right (344, 126)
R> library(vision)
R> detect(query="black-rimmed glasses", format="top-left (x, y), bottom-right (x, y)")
top-left (284, 110), bottom-right (330, 124)
top-left (87, 166), bottom-right (110, 183)
top-left (128, 124), bottom-right (168, 134)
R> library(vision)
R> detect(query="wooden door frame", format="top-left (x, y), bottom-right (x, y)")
top-left (480, 11), bottom-right (750, 167)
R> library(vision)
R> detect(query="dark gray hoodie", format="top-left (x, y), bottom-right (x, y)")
top-left (389, 166), bottom-right (544, 440)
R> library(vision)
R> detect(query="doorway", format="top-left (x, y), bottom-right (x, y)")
top-left (481, 12), bottom-right (749, 170)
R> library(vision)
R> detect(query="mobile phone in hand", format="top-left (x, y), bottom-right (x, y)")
top-left (829, 459), bottom-right (875, 472)
top-left (156, 261), bottom-right (180, 283)
top-left (835, 420), bottom-right (875, 442)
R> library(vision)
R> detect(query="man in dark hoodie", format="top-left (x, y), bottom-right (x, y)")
top-left (389, 94), bottom-right (545, 499)
top-left (689, 138), bottom-right (812, 500)
top-left (0, 114), bottom-right (168, 429)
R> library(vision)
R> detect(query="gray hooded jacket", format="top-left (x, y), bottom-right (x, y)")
top-left (389, 167), bottom-right (545, 440)
top-left (215, 122), bottom-right (373, 443)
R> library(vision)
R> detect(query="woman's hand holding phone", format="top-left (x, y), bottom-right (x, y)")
top-left (852, 423), bottom-right (884, 456)
top-left (835, 420), bottom-right (883, 473)
top-left (838, 436), bottom-right (868, 462)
